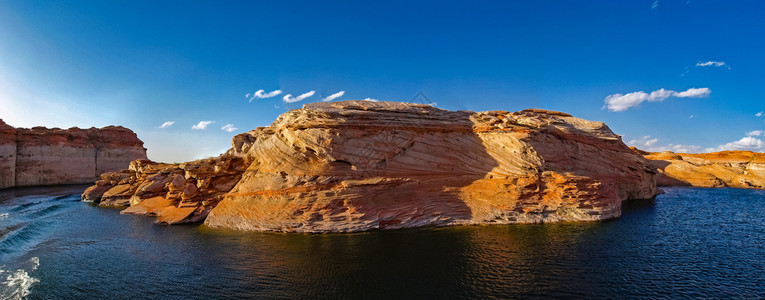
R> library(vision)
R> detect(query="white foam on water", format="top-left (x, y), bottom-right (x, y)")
top-left (0, 213), bottom-right (8, 217)
top-left (0, 257), bottom-right (40, 299)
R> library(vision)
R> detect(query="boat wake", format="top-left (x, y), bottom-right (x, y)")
top-left (0, 257), bottom-right (40, 299)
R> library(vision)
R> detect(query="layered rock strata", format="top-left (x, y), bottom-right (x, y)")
top-left (641, 150), bottom-right (765, 188)
top-left (0, 119), bottom-right (146, 189)
top-left (84, 101), bottom-right (659, 232)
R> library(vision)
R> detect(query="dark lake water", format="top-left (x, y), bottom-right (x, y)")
top-left (1, 185), bottom-right (765, 299)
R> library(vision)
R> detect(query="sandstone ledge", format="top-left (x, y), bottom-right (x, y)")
top-left (84, 101), bottom-right (659, 232)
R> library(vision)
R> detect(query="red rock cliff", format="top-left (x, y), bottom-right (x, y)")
top-left (85, 101), bottom-right (659, 232)
top-left (0, 119), bottom-right (147, 189)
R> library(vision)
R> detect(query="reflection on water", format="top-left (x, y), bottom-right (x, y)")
top-left (1, 186), bottom-right (764, 298)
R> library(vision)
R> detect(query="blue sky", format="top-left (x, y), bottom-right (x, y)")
top-left (1, 0), bottom-right (764, 162)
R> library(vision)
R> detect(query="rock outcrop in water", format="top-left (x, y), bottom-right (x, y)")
top-left (0, 119), bottom-right (147, 190)
top-left (83, 156), bottom-right (244, 224)
top-left (640, 150), bottom-right (765, 188)
top-left (85, 101), bottom-right (659, 232)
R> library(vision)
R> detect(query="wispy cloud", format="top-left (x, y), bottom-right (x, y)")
top-left (363, 98), bottom-right (379, 102)
top-left (283, 91), bottom-right (315, 103)
top-left (627, 135), bottom-right (702, 153)
top-left (696, 61), bottom-right (727, 68)
top-left (756, 111), bottom-right (763, 117)
top-left (651, 0), bottom-right (659, 9)
top-left (192, 121), bottom-right (214, 130)
top-left (246, 89), bottom-right (282, 102)
top-left (159, 121), bottom-right (175, 128)
top-left (221, 124), bottom-right (238, 132)
top-left (604, 87), bottom-right (711, 112)
top-left (322, 91), bottom-right (345, 102)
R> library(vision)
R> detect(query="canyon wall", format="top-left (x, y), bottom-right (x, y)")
top-left (0, 119), bottom-right (147, 189)
top-left (84, 101), bottom-right (659, 232)
top-left (641, 150), bottom-right (765, 188)
top-left (0, 120), bottom-right (16, 189)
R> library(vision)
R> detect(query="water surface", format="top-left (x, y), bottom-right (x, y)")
top-left (1, 186), bottom-right (764, 299)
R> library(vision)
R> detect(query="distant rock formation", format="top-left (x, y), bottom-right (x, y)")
top-left (641, 150), bottom-right (765, 188)
top-left (84, 101), bottom-right (659, 232)
top-left (0, 119), bottom-right (147, 189)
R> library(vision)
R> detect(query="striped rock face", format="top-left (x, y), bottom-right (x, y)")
top-left (203, 101), bottom-right (658, 233)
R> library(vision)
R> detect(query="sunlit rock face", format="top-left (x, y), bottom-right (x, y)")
top-left (0, 119), bottom-right (146, 189)
top-left (642, 150), bottom-right (765, 189)
top-left (203, 101), bottom-right (659, 232)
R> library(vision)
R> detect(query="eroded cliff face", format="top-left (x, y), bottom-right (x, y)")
top-left (642, 150), bottom-right (765, 188)
top-left (0, 120), bottom-right (16, 189)
top-left (84, 101), bottom-right (659, 232)
top-left (0, 119), bottom-right (147, 189)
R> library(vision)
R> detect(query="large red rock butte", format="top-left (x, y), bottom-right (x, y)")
top-left (0, 119), bottom-right (147, 190)
top-left (84, 101), bottom-right (660, 232)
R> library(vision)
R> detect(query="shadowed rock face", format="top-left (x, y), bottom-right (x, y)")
top-left (83, 101), bottom-right (659, 232)
top-left (642, 150), bottom-right (765, 188)
top-left (0, 119), bottom-right (147, 189)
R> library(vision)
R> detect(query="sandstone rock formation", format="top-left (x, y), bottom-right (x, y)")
top-left (0, 119), bottom-right (147, 189)
top-left (642, 150), bottom-right (765, 188)
top-left (84, 101), bottom-right (659, 232)
top-left (204, 101), bottom-right (658, 232)
top-left (82, 156), bottom-right (244, 224)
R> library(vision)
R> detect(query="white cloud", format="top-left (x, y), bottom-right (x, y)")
top-left (221, 124), bottom-right (238, 133)
top-left (283, 91), bottom-right (315, 103)
top-left (756, 111), bottom-right (763, 117)
top-left (626, 135), bottom-right (702, 153)
top-left (708, 136), bottom-right (765, 152)
top-left (746, 130), bottom-right (763, 136)
top-left (322, 91), bottom-right (345, 102)
top-left (247, 89), bottom-right (282, 102)
top-left (696, 61), bottom-right (727, 67)
top-left (192, 121), bottom-right (214, 130)
top-left (664, 144), bottom-right (703, 153)
top-left (651, 0), bottom-right (659, 9)
top-left (628, 136), bottom-right (659, 148)
top-left (159, 121), bottom-right (175, 128)
top-left (604, 87), bottom-right (711, 112)
top-left (674, 87), bottom-right (711, 98)
top-left (363, 98), bottom-right (379, 102)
